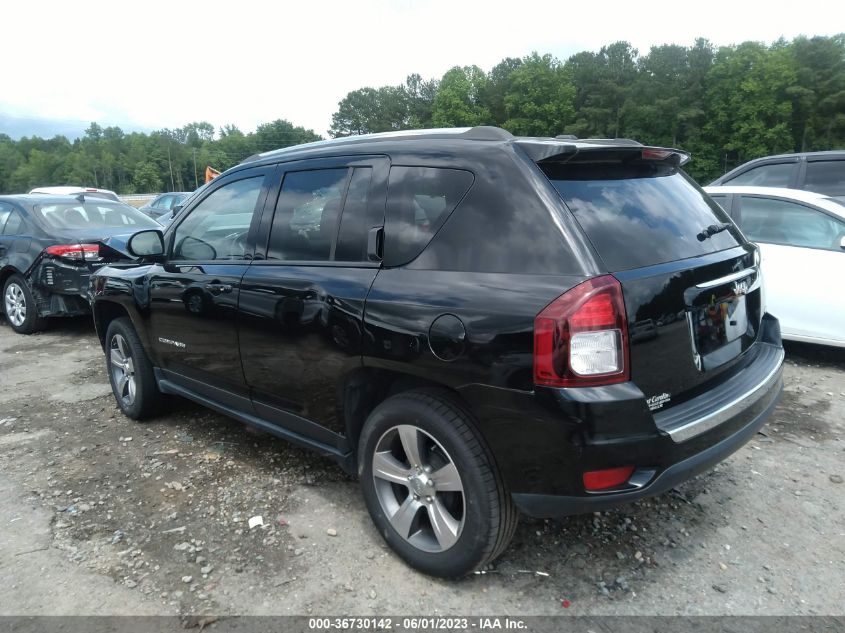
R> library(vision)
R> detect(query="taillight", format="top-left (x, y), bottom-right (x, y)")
top-left (45, 244), bottom-right (99, 261)
top-left (533, 275), bottom-right (629, 388)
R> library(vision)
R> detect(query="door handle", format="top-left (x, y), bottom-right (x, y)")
top-left (205, 283), bottom-right (233, 294)
top-left (367, 226), bottom-right (384, 262)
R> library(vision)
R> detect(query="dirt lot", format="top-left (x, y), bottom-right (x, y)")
top-left (1, 316), bottom-right (843, 617)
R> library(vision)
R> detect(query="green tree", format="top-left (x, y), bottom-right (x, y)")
top-left (432, 65), bottom-right (491, 127)
top-left (501, 53), bottom-right (575, 136)
top-left (132, 161), bottom-right (163, 193)
top-left (330, 86), bottom-right (410, 137)
top-left (704, 41), bottom-right (796, 172)
top-left (567, 41), bottom-right (638, 137)
top-left (789, 35), bottom-right (845, 151)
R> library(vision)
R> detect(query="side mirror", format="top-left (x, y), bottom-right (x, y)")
top-left (128, 230), bottom-right (165, 260)
top-left (171, 204), bottom-right (184, 218)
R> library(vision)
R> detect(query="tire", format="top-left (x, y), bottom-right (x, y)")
top-left (3, 274), bottom-right (47, 334)
top-left (105, 317), bottom-right (163, 420)
top-left (358, 389), bottom-right (518, 578)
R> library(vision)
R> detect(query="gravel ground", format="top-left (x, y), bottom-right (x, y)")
top-left (0, 316), bottom-right (843, 617)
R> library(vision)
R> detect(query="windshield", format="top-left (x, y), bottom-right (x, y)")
top-left (36, 202), bottom-right (160, 230)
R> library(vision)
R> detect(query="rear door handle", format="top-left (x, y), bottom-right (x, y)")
top-left (367, 226), bottom-right (384, 262)
top-left (205, 283), bottom-right (233, 294)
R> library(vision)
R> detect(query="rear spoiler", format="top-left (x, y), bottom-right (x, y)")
top-left (515, 139), bottom-right (691, 167)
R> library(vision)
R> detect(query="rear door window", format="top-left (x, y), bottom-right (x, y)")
top-left (384, 166), bottom-right (474, 266)
top-left (545, 162), bottom-right (744, 271)
top-left (266, 169), bottom-right (348, 262)
top-left (737, 196), bottom-right (845, 251)
top-left (709, 194), bottom-right (729, 212)
top-left (725, 162), bottom-right (796, 187)
top-left (804, 160), bottom-right (845, 196)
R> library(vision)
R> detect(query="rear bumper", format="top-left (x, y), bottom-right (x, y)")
top-left (28, 258), bottom-right (97, 317)
top-left (512, 370), bottom-right (782, 517)
top-left (462, 315), bottom-right (784, 518)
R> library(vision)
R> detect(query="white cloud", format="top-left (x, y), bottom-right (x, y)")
top-left (2, 0), bottom-right (842, 138)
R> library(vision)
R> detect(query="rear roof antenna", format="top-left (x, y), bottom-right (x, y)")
top-left (555, 134), bottom-right (578, 140)
top-left (75, 193), bottom-right (85, 203)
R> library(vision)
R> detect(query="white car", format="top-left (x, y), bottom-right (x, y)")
top-left (28, 186), bottom-right (120, 202)
top-left (704, 185), bottom-right (845, 347)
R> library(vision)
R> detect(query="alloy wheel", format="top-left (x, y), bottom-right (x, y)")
top-left (4, 282), bottom-right (26, 327)
top-left (371, 424), bottom-right (465, 553)
top-left (109, 334), bottom-right (137, 407)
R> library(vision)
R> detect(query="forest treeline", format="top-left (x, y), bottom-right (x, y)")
top-left (1, 35), bottom-right (843, 194)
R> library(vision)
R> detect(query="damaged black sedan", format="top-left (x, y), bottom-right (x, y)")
top-left (0, 194), bottom-right (158, 334)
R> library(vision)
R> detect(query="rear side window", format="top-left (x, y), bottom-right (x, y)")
top-left (804, 161), bottom-right (845, 196)
top-left (726, 162), bottom-right (795, 187)
top-left (384, 166), bottom-right (473, 266)
top-left (545, 163), bottom-right (744, 271)
top-left (0, 203), bottom-right (11, 232)
top-left (267, 169), bottom-right (348, 261)
top-left (2, 210), bottom-right (25, 235)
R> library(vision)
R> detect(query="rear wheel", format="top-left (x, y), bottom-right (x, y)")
top-left (3, 274), bottom-right (47, 334)
top-left (358, 390), bottom-right (518, 578)
top-left (105, 317), bottom-right (163, 420)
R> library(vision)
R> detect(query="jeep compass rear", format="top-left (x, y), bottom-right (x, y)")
top-left (90, 126), bottom-right (783, 578)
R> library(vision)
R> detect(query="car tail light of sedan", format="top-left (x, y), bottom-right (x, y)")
top-left (45, 244), bottom-right (100, 262)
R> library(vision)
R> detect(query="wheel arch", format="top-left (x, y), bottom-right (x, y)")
top-left (340, 367), bottom-right (471, 471)
top-left (0, 265), bottom-right (22, 291)
top-left (92, 299), bottom-right (140, 351)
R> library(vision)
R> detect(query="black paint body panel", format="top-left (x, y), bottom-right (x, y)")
top-left (89, 132), bottom-right (784, 514)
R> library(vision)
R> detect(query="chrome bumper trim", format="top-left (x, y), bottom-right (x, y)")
top-left (665, 348), bottom-right (784, 443)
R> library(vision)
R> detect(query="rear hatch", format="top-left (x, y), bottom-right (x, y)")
top-left (538, 147), bottom-right (762, 410)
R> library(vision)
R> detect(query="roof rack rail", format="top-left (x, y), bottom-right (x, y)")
top-left (461, 126), bottom-right (514, 141)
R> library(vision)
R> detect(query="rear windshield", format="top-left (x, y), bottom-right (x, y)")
top-left (543, 162), bottom-right (744, 270)
top-left (36, 202), bottom-right (160, 230)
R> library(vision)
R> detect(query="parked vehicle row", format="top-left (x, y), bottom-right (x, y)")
top-left (87, 127), bottom-right (785, 578)
top-left (709, 150), bottom-right (845, 200)
top-left (138, 192), bottom-right (191, 221)
top-left (705, 186), bottom-right (845, 347)
top-left (0, 194), bottom-right (159, 333)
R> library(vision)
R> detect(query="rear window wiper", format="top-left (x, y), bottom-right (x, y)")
top-left (697, 222), bottom-right (732, 241)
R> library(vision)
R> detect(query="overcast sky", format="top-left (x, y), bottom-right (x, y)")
top-left (3, 0), bottom-right (843, 138)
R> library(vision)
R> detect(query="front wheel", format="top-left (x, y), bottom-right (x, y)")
top-left (3, 274), bottom-right (47, 334)
top-left (358, 390), bottom-right (518, 578)
top-left (105, 317), bottom-right (163, 420)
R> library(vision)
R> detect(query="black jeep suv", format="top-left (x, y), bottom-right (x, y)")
top-left (90, 127), bottom-right (784, 578)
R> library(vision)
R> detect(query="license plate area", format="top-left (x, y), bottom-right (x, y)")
top-left (685, 268), bottom-right (762, 371)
